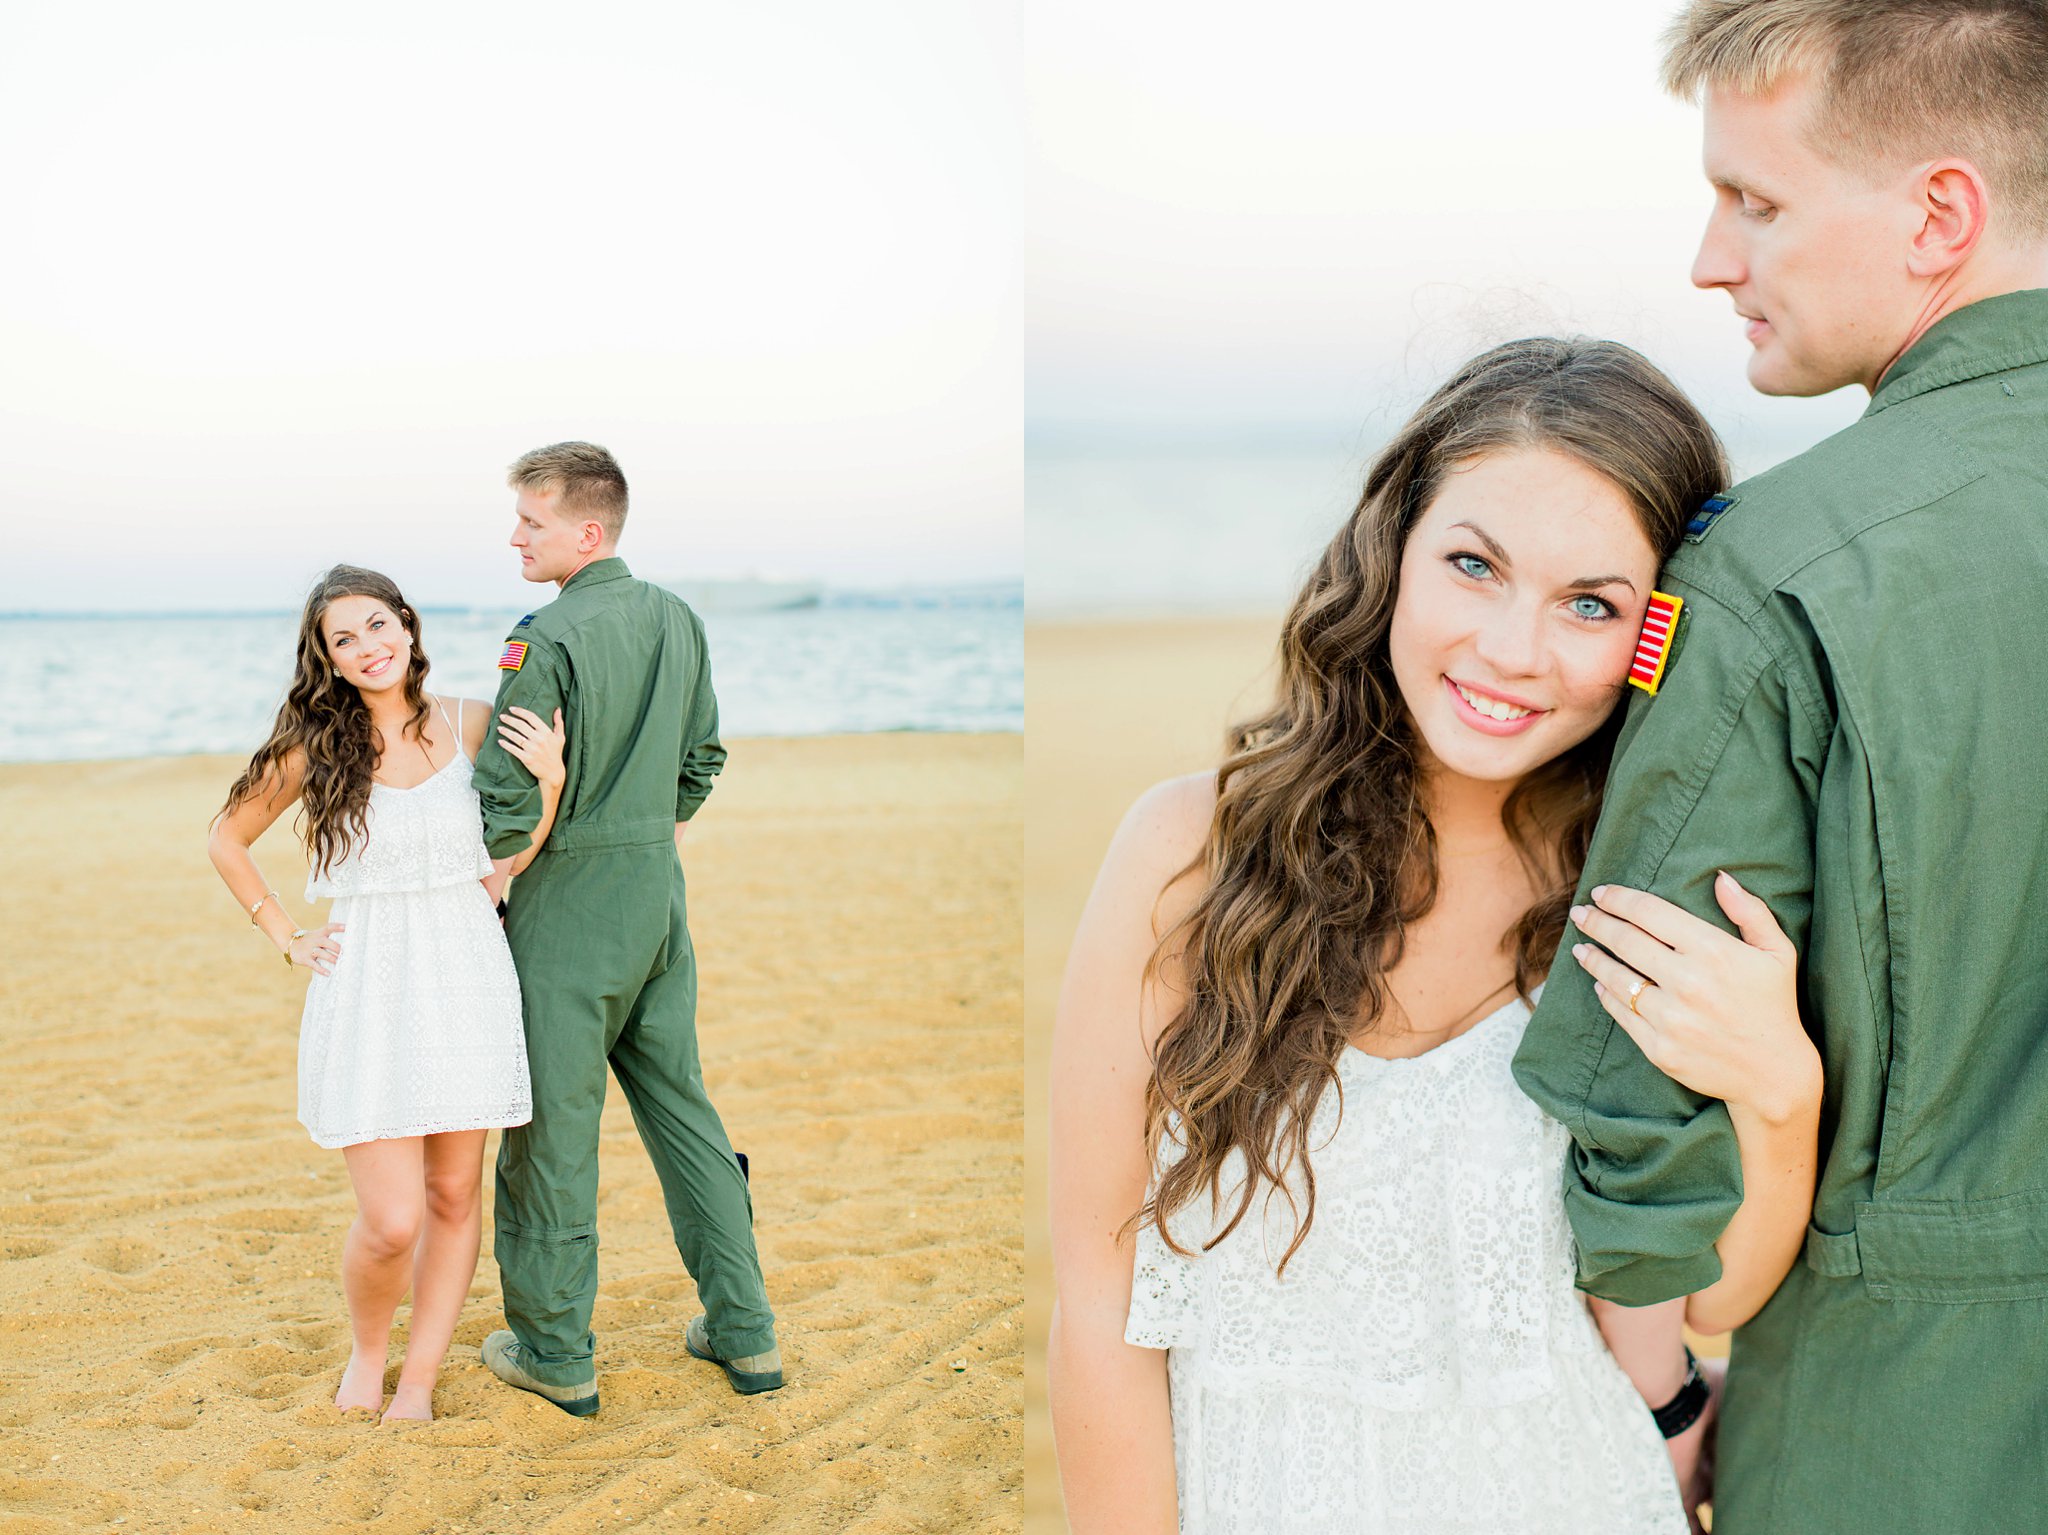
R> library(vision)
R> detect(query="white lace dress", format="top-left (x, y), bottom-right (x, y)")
top-left (297, 702), bottom-right (532, 1149)
top-left (1125, 994), bottom-right (1687, 1535)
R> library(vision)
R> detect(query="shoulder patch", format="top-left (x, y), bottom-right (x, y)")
top-left (516, 613), bottom-right (534, 628)
top-left (498, 639), bottom-right (530, 672)
top-left (1628, 592), bottom-right (1684, 695)
top-left (1683, 494), bottom-right (1735, 544)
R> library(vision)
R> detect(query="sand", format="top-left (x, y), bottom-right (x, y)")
top-left (0, 733), bottom-right (1022, 1535)
top-left (1020, 619), bottom-right (1728, 1534)
top-left (1022, 618), bottom-right (1281, 1535)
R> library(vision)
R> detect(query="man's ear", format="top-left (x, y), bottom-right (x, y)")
top-left (580, 519), bottom-right (606, 553)
top-left (1907, 159), bottom-right (1992, 279)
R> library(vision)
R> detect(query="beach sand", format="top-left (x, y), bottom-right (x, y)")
top-left (1021, 619), bottom-right (1729, 1534)
top-left (0, 734), bottom-right (1021, 1535)
top-left (1023, 618), bottom-right (1281, 1535)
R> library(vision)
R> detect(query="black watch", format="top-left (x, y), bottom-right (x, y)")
top-left (1652, 1346), bottom-right (1710, 1438)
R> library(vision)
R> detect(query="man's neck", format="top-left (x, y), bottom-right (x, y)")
top-left (1871, 245), bottom-right (2048, 392)
top-left (556, 547), bottom-right (617, 589)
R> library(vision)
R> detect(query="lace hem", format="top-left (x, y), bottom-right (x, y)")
top-left (305, 1109), bottom-right (532, 1150)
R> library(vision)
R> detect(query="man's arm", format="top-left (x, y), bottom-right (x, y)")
top-left (474, 635), bottom-right (571, 861)
top-left (676, 626), bottom-right (725, 824)
top-left (1513, 593), bottom-right (1827, 1304)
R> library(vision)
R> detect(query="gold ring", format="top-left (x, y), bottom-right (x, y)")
top-left (1627, 978), bottom-right (1649, 1016)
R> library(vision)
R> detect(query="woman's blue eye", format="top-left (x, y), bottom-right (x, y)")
top-left (1570, 595), bottom-right (1617, 622)
top-left (1450, 553), bottom-right (1492, 580)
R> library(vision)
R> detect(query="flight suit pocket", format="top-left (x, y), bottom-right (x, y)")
top-left (1854, 1188), bottom-right (2048, 1302)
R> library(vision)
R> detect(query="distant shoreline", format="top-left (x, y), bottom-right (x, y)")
top-left (0, 726), bottom-right (1022, 772)
top-left (0, 584), bottom-right (1023, 622)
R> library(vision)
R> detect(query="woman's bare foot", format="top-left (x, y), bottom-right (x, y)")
top-left (336, 1350), bottom-right (386, 1413)
top-left (382, 1381), bottom-right (434, 1422)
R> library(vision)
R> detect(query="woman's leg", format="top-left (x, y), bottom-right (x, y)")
top-left (337, 1137), bottom-right (426, 1411)
top-left (385, 1128), bottom-right (487, 1420)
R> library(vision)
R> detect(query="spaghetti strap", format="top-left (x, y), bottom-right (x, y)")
top-left (436, 695), bottom-right (468, 763)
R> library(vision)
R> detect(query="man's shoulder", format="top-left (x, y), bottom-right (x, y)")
top-left (1666, 400), bottom-right (1983, 619)
top-left (633, 578), bottom-right (705, 627)
top-left (504, 593), bottom-right (567, 640)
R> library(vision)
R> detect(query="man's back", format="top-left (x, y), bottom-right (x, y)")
top-left (477, 556), bottom-right (723, 863)
top-left (1514, 288), bottom-right (2048, 1531)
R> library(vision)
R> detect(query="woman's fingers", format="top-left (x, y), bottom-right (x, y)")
top-left (1713, 871), bottom-right (1796, 959)
top-left (1576, 947), bottom-right (1661, 1061)
top-left (1587, 883), bottom-right (1712, 953)
top-left (1570, 900), bottom-right (1678, 985)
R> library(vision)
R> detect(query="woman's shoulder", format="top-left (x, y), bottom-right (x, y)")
top-left (433, 693), bottom-right (490, 746)
top-left (1102, 773), bottom-right (1215, 891)
top-left (1080, 772), bottom-right (1218, 948)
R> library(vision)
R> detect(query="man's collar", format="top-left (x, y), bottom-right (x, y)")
top-left (1867, 287), bottom-right (2048, 415)
top-left (561, 555), bottom-right (631, 592)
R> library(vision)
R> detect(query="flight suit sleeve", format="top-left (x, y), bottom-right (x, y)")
top-left (474, 632), bottom-right (571, 859)
top-left (1511, 592), bottom-right (1826, 1305)
top-left (676, 626), bottom-right (725, 822)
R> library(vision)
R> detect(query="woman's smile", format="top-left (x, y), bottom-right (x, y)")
top-left (1444, 675), bottom-right (1548, 734)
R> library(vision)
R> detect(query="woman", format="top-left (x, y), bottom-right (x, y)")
top-left (1048, 339), bottom-right (1823, 1532)
top-left (208, 565), bottom-right (564, 1422)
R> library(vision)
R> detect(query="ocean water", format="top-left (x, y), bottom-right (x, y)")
top-left (1026, 442), bottom-right (1369, 618)
top-left (1025, 404), bottom-right (1868, 619)
top-left (0, 588), bottom-right (1021, 763)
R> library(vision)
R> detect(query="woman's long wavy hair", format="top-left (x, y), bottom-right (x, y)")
top-left (1137, 338), bottom-right (1729, 1273)
top-left (220, 565), bottom-right (433, 878)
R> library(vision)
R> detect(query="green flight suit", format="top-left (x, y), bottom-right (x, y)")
top-left (474, 556), bottom-right (775, 1386)
top-left (1513, 289), bottom-right (2048, 1533)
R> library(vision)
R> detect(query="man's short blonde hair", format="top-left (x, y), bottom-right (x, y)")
top-left (1663, 0), bottom-right (2048, 236)
top-left (508, 441), bottom-right (629, 541)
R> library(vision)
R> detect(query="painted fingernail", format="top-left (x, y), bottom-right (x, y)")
top-left (1590, 885), bottom-right (1608, 900)
top-left (1572, 943), bottom-right (1587, 960)
top-left (1569, 906), bottom-right (1588, 924)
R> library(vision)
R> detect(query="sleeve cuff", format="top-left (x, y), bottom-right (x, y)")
top-left (485, 825), bottom-right (536, 859)
top-left (676, 791), bottom-right (708, 822)
top-left (1565, 1187), bottom-right (1728, 1304)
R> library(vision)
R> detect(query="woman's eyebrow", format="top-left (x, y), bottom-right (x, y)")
top-left (1452, 522), bottom-right (1638, 594)
top-left (325, 608), bottom-right (389, 640)
top-left (1449, 521), bottom-right (1511, 565)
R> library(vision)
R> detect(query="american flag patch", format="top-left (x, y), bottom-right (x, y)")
top-left (1628, 592), bottom-right (1682, 695)
top-left (498, 640), bottom-right (530, 672)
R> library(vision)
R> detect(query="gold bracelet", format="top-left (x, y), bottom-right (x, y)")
top-left (284, 928), bottom-right (307, 968)
top-left (249, 890), bottom-right (281, 926)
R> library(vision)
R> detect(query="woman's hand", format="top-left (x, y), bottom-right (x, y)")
top-left (288, 921), bottom-right (346, 977)
top-left (498, 706), bottom-right (566, 789)
top-left (1570, 871), bottom-right (1820, 1125)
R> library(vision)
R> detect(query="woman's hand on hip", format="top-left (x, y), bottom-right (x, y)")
top-left (497, 706), bottom-right (566, 789)
top-left (1570, 871), bottom-right (1821, 1125)
top-left (289, 921), bottom-right (346, 977)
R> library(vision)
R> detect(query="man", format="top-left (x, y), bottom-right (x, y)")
top-left (1512, 2), bottom-right (2048, 1529)
top-left (471, 441), bottom-right (781, 1415)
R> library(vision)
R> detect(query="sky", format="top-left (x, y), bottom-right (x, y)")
top-left (1025, 0), bottom-right (1867, 466)
top-left (3, 1), bottom-right (1019, 613)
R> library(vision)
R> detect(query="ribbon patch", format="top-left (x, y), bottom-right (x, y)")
top-left (498, 640), bottom-right (530, 672)
top-left (1628, 592), bottom-right (1683, 695)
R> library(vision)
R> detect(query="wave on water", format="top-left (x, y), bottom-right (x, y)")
top-left (0, 583), bottom-right (1021, 763)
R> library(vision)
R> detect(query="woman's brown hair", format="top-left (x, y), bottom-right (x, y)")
top-left (220, 565), bottom-right (433, 877)
top-left (1138, 337), bottom-right (1730, 1272)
